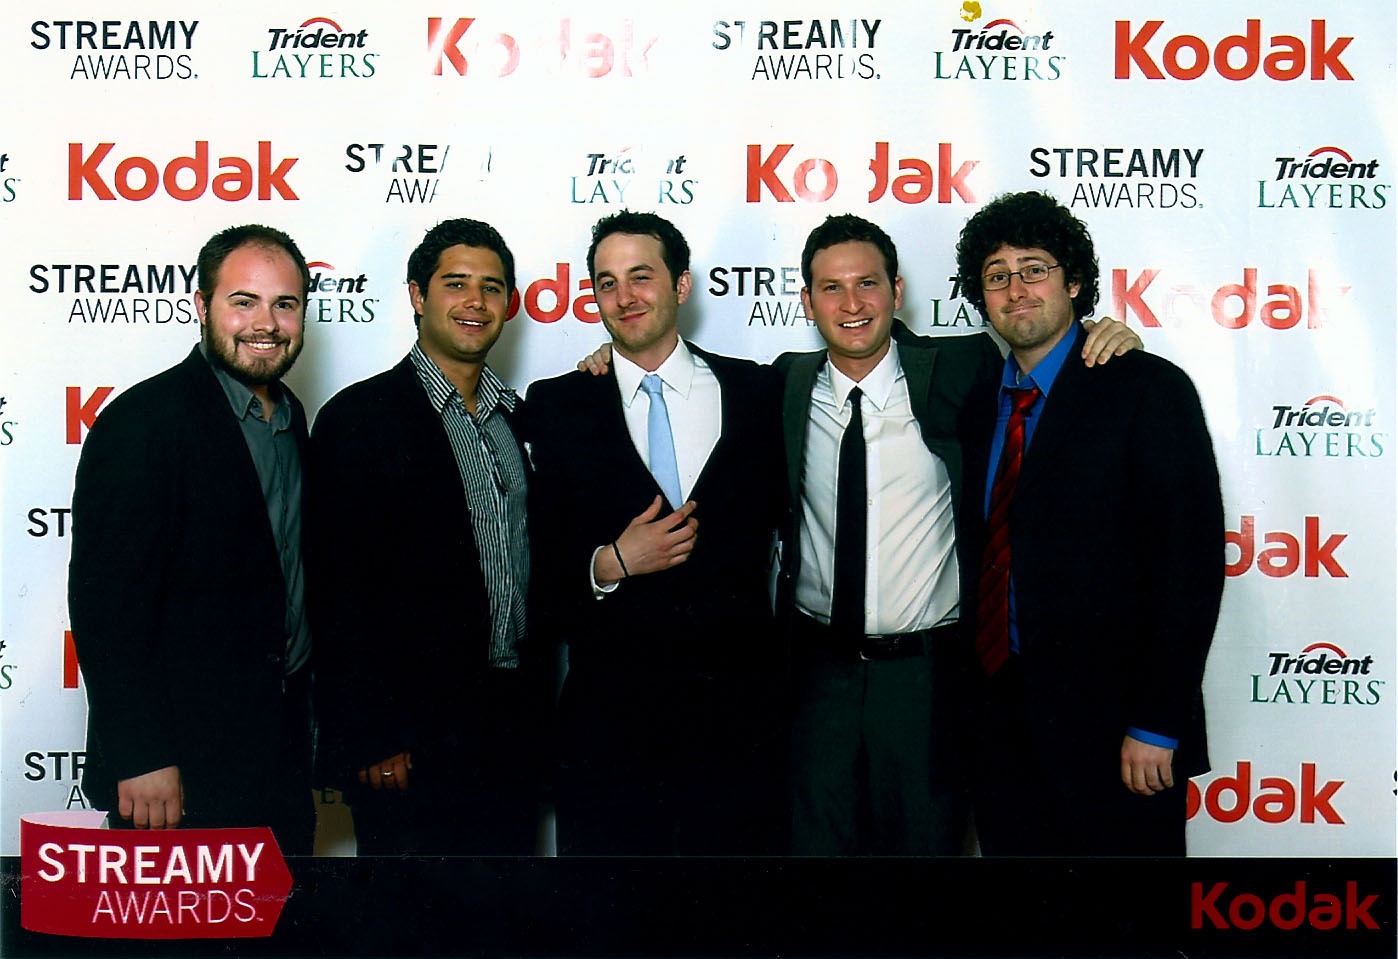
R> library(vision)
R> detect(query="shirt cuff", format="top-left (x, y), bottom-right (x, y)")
top-left (1125, 727), bottom-right (1179, 750)
top-left (589, 545), bottom-right (620, 599)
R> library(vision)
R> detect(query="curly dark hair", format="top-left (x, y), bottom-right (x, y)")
top-left (955, 191), bottom-right (1099, 321)
top-left (406, 219), bottom-right (517, 322)
top-left (586, 210), bottom-right (691, 289)
top-left (197, 224), bottom-right (310, 300)
top-left (800, 214), bottom-right (899, 289)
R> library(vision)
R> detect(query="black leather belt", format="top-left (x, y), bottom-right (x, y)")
top-left (794, 612), bottom-right (958, 662)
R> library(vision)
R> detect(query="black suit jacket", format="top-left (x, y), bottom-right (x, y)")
top-left (308, 356), bottom-right (538, 781)
top-left (961, 330), bottom-right (1224, 781)
top-left (525, 343), bottom-right (784, 674)
top-left (774, 322), bottom-right (1003, 621)
top-left (68, 346), bottom-right (305, 825)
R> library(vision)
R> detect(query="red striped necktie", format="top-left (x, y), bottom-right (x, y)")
top-left (974, 386), bottom-right (1040, 676)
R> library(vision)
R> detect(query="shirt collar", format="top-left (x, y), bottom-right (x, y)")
top-left (199, 341), bottom-right (290, 428)
top-left (615, 338), bottom-right (695, 408)
top-left (409, 342), bottom-right (517, 418)
top-left (825, 341), bottom-right (902, 412)
top-left (1000, 323), bottom-right (1082, 397)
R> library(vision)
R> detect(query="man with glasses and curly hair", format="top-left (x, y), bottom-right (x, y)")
top-left (955, 191), bottom-right (1223, 855)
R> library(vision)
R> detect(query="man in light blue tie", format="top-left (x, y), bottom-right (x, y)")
top-left (526, 211), bottom-right (787, 854)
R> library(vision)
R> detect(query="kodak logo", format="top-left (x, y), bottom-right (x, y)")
top-left (69, 142), bottom-right (299, 201)
top-left (1191, 881), bottom-right (1378, 930)
top-left (1115, 20), bottom-right (1354, 81)
top-left (1224, 515), bottom-right (1347, 578)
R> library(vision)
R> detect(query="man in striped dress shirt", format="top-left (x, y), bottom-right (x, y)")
top-left (311, 219), bottom-right (543, 855)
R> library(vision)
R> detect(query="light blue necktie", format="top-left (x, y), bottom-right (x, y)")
top-left (640, 374), bottom-right (683, 507)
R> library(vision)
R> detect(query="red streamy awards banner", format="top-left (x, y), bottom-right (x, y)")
top-left (20, 813), bottom-right (292, 939)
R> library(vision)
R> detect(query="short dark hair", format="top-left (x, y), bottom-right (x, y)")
top-left (586, 210), bottom-right (690, 288)
top-left (955, 191), bottom-right (1099, 321)
top-left (197, 224), bottom-right (310, 300)
top-left (406, 219), bottom-right (517, 319)
top-left (800, 214), bottom-right (900, 289)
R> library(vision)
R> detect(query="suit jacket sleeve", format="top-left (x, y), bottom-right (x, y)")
top-left (522, 377), bottom-right (614, 647)
top-left (68, 394), bottom-right (180, 781)
top-left (1121, 360), bottom-right (1224, 741)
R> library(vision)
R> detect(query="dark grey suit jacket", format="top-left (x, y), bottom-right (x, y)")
top-left (773, 321), bottom-right (1002, 622)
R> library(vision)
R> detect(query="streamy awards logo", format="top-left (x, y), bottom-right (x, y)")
top-left (30, 19), bottom-right (197, 80)
top-left (936, 6), bottom-right (1064, 81)
top-left (711, 17), bottom-right (880, 80)
top-left (30, 261), bottom-right (198, 326)
top-left (1029, 146), bottom-right (1202, 210)
top-left (706, 261), bottom-right (807, 329)
top-left (344, 142), bottom-right (475, 204)
top-left (23, 748), bottom-right (91, 810)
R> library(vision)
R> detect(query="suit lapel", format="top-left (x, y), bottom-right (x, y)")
top-left (686, 344), bottom-right (730, 502)
top-left (896, 336), bottom-right (936, 437)
top-left (1018, 351), bottom-right (1089, 497)
top-left (781, 351), bottom-right (824, 509)
top-left (595, 366), bottom-right (669, 503)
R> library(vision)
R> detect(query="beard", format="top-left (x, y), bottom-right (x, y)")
top-left (201, 323), bottom-right (303, 387)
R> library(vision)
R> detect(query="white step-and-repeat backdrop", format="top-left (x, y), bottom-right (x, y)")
top-left (2, 0), bottom-right (1394, 857)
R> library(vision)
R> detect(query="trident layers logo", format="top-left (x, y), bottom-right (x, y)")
top-left (934, 7), bottom-right (1065, 82)
top-left (1258, 145), bottom-right (1388, 211)
top-left (1254, 394), bottom-right (1385, 459)
top-left (1250, 642), bottom-right (1383, 707)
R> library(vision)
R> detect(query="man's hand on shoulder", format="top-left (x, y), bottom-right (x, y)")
top-left (117, 765), bottom-right (183, 828)
top-left (1081, 316), bottom-right (1143, 367)
top-left (577, 342), bottom-right (613, 376)
top-left (1120, 735), bottom-right (1175, 796)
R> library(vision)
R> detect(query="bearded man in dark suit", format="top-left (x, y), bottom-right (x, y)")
top-left (69, 224), bottom-right (316, 853)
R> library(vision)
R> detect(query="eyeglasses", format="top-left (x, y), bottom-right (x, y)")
top-left (981, 263), bottom-right (1062, 291)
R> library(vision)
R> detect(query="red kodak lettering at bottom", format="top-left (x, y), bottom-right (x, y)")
top-left (1191, 881), bottom-right (1379, 930)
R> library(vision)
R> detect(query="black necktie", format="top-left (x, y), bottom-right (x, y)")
top-left (830, 387), bottom-right (866, 637)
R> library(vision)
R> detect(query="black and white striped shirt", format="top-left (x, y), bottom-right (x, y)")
top-left (410, 345), bottom-right (529, 668)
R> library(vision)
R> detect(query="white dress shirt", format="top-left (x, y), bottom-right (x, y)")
top-left (612, 339), bottom-right (722, 499)
top-left (795, 343), bottom-right (960, 634)
top-left (592, 339), bottom-right (723, 595)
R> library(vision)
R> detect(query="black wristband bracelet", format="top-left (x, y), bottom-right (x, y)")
top-left (611, 541), bottom-right (629, 578)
